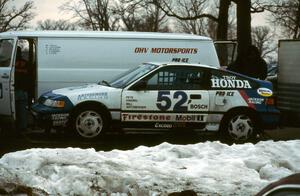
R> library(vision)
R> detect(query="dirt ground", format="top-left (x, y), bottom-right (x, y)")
top-left (0, 126), bottom-right (299, 157)
top-left (264, 127), bottom-right (300, 141)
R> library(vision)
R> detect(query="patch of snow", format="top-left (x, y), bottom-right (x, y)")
top-left (0, 140), bottom-right (300, 195)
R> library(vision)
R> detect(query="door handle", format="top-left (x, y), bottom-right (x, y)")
top-left (1, 74), bottom-right (9, 79)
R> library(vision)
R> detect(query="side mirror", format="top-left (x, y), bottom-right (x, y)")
top-left (132, 80), bottom-right (147, 91)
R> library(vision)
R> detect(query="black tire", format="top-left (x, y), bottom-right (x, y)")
top-left (220, 110), bottom-right (258, 143)
top-left (71, 105), bottom-right (108, 139)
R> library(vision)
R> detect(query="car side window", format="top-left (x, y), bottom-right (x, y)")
top-left (210, 69), bottom-right (257, 89)
top-left (144, 66), bottom-right (207, 90)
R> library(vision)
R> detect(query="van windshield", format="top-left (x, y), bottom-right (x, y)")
top-left (108, 64), bottom-right (158, 88)
top-left (0, 39), bottom-right (14, 67)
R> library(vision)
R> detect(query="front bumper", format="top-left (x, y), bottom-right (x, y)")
top-left (31, 103), bottom-right (70, 127)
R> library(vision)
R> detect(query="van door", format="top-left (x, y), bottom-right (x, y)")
top-left (214, 41), bottom-right (237, 67)
top-left (0, 38), bottom-right (16, 117)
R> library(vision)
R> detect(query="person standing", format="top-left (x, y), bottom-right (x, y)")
top-left (228, 45), bottom-right (268, 80)
top-left (15, 46), bottom-right (29, 133)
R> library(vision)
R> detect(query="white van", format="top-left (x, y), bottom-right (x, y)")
top-left (0, 31), bottom-right (220, 121)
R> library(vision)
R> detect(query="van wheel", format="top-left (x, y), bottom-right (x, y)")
top-left (72, 106), bottom-right (107, 139)
top-left (220, 111), bottom-right (257, 142)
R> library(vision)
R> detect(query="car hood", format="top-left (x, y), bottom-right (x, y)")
top-left (52, 83), bottom-right (118, 96)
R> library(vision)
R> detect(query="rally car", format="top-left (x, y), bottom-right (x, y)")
top-left (31, 62), bottom-right (280, 141)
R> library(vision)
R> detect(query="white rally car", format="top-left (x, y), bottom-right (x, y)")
top-left (32, 63), bottom-right (280, 141)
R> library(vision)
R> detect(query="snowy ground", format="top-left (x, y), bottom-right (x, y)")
top-left (0, 140), bottom-right (300, 196)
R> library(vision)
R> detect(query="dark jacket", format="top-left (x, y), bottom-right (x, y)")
top-left (15, 59), bottom-right (30, 91)
top-left (228, 46), bottom-right (267, 80)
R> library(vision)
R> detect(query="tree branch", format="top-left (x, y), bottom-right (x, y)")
top-left (151, 0), bottom-right (218, 22)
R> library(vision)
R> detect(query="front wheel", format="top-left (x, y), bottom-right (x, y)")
top-left (71, 106), bottom-right (107, 139)
top-left (220, 111), bottom-right (258, 142)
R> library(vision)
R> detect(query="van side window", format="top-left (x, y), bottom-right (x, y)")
top-left (0, 39), bottom-right (14, 67)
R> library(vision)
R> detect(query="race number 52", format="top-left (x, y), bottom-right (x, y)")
top-left (156, 91), bottom-right (188, 112)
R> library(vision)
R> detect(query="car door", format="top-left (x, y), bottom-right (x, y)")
top-left (0, 38), bottom-right (16, 117)
top-left (121, 66), bottom-right (210, 129)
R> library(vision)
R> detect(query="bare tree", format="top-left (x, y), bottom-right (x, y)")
top-left (36, 19), bottom-right (78, 30)
top-left (174, 0), bottom-right (212, 35)
top-left (151, 0), bottom-right (233, 39)
top-left (252, 26), bottom-right (277, 61)
top-left (115, 0), bottom-right (169, 32)
top-left (153, 0), bottom-right (267, 61)
top-left (174, 0), bottom-right (236, 39)
top-left (62, 0), bottom-right (119, 31)
top-left (265, 0), bottom-right (300, 39)
top-left (0, 0), bottom-right (35, 32)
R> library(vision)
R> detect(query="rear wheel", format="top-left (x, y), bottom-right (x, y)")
top-left (220, 110), bottom-right (258, 142)
top-left (71, 106), bottom-right (108, 139)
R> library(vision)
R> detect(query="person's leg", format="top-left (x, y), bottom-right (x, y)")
top-left (15, 90), bottom-right (28, 132)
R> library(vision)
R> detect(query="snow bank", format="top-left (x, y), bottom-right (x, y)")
top-left (0, 140), bottom-right (300, 195)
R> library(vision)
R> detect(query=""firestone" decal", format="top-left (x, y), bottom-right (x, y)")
top-left (121, 113), bottom-right (205, 122)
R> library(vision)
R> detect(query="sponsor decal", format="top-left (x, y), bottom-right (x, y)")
top-left (222, 75), bottom-right (236, 80)
top-left (226, 92), bottom-right (234, 96)
top-left (257, 88), bottom-right (273, 97)
top-left (122, 113), bottom-right (171, 121)
top-left (0, 83), bottom-right (2, 99)
top-left (248, 97), bottom-right (264, 104)
top-left (125, 96), bottom-right (146, 109)
top-left (176, 114), bottom-right (204, 122)
top-left (216, 91), bottom-right (234, 96)
top-left (77, 92), bottom-right (108, 101)
top-left (126, 105), bottom-right (146, 109)
top-left (51, 113), bottom-right (69, 126)
top-left (172, 58), bottom-right (189, 63)
top-left (45, 44), bottom-right (61, 55)
top-left (239, 90), bottom-right (255, 109)
top-left (121, 113), bottom-right (205, 122)
top-left (134, 47), bottom-right (198, 54)
top-left (67, 85), bottom-right (90, 90)
top-left (51, 113), bottom-right (69, 120)
top-left (211, 78), bottom-right (252, 89)
top-left (189, 104), bottom-right (208, 110)
top-left (216, 91), bottom-right (225, 96)
top-left (126, 96), bottom-right (137, 102)
top-left (155, 123), bottom-right (173, 129)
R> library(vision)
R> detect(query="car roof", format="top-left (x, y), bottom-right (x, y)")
top-left (145, 62), bottom-right (264, 82)
top-left (145, 62), bottom-right (219, 70)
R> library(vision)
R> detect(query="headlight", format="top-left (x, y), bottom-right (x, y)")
top-left (43, 99), bottom-right (65, 108)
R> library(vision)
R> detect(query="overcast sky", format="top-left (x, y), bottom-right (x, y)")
top-left (32, 0), bottom-right (67, 22)
top-left (15, 0), bottom-right (71, 28)
top-left (15, 0), bottom-right (268, 29)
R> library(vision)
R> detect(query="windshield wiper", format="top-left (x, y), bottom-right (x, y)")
top-left (100, 80), bottom-right (111, 87)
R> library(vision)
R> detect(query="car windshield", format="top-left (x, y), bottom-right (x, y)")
top-left (0, 39), bottom-right (14, 67)
top-left (108, 63), bottom-right (159, 88)
top-left (268, 66), bottom-right (277, 76)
